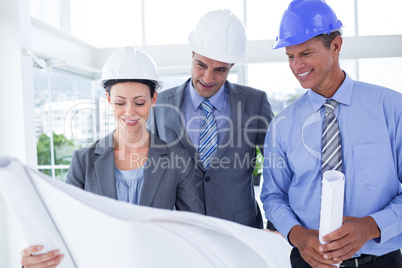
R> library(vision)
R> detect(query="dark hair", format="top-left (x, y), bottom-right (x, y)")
top-left (314, 30), bottom-right (342, 50)
top-left (104, 79), bottom-right (156, 98)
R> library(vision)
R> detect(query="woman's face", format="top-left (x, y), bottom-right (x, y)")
top-left (106, 81), bottom-right (157, 136)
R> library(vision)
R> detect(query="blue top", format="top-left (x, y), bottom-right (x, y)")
top-left (180, 79), bottom-right (231, 147)
top-left (261, 73), bottom-right (402, 257)
top-left (115, 165), bottom-right (145, 205)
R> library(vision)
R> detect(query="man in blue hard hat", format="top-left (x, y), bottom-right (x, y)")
top-left (261, 0), bottom-right (402, 267)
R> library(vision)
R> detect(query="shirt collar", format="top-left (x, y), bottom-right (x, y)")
top-left (308, 72), bottom-right (354, 113)
top-left (188, 79), bottom-right (226, 112)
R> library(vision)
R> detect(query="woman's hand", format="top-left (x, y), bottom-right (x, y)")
top-left (21, 245), bottom-right (64, 268)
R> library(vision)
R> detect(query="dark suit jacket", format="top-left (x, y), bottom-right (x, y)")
top-left (151, 79), bottom-right (274, 228)
top-left (66, 131), bottom-right (204, 214)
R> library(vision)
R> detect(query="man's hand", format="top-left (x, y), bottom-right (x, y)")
top-left (21, 245), bottom-right (64, 268)
top-left (319, 216), bottom-right (380, 263)
top-left (289, 225), bottom-right (341, 267)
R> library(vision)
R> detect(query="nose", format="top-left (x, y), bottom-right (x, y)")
top-left (292, 56), bottom-right (305, 70)
top-left (125, 103), bottom-right (136, 116)
top-left (203, 68), bottom-right (215, 84)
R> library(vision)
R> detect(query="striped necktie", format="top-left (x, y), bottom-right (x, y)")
top-left (199, 99), bottom-right (218, 170)
top-left (321, 99), bottom-right (343, 173)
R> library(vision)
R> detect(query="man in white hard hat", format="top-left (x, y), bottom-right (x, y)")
top-left (151, 9), bottom-right (274, 229)
top-left (261, 0), bottom-right (402, 267)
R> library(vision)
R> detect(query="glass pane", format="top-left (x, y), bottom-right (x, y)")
top-left (144, 0), bottom-right (243, 45)
top-left (30, 0), bottom-right (62, 29)
top-left (159, 73), bottom-right (190, 92)
top-left (247, 62), bottom-right (305, 115)
top-left (39, 169), bottom-right (52, 177)
top-left (69, 0), bottom-right (142, 47)
top-left (36, 133), bottom-right (52, 166)
top-left (98, 96), bottom-right (116, 139)
top-left (53, 132), bottom-right (76, 166)
top-left (326, 0), bottom-right (355, 37)
top-left (359, 57), bottom-right (402, 93)
top-left (358, 0), bottom-right (402, 36)
top-left (55, 169), bottom-right (69, 182)
top-left (339, 59), bottom-right (357, 81)
top-left (247, 1), bottom-right (292, 41)
top-left (34, 67), bottom-right (97, 170)
top-left (34, 68), bottom-right (52, 165)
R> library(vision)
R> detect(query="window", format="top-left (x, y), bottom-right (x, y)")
top-left (33, 67), bottom-right (99, 181)
top-left (247, 62), bottom-right (303, 114)
top-left (69, 0), bottom-right (142, 47)
top-left (144, 0), bottom-right (243, 45)
top-left (359, 57), bottom-right (402, 93)
top-left (358, 0), bottom-right (402, 36)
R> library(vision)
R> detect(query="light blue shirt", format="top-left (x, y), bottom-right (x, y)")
top-left (115, 165), bottom-right (145, 205)
top-left (261, 73), bottom-right (402, 256)
top-left (180, 79), bottom-right (231, 147)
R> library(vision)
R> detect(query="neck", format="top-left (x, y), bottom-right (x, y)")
top-left (315, 68), bottom-right (346, 98)
top-left (114, 128), bottom-right (150, 151)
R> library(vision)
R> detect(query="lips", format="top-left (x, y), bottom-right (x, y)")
top-left (199, 80), bottom-right (215, 89)
top-left (298, 70), bottom-right (312, 78)
top-left (121, 118), bottom-right (139, 126)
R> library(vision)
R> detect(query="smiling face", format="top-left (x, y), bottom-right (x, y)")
top-left (190, 52), bottom-right (234, 98)
top-left (106, 81), bottom-right (157, 136)
top-left (285, 35), bottom-right (344, 98)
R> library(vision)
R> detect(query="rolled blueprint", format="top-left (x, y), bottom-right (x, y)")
top-left (319, 170), bottom-right (345, 245)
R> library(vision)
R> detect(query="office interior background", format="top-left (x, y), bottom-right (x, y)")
top-left (1, 0), bottom-right (401, 266)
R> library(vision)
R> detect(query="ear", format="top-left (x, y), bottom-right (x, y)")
top-left (151, 91), bottom-right (158, 107)
top-left (332, 35), bottom-right (343, 55)
top-left (105, 91), bottom-right (111, 104)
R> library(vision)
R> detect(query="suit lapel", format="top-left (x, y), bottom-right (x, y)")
top-left (166, 79), bottom-right (203, 171)
top-left (213, 82), bottom-right (246, 161)
top-left (139, 133), bottom-right (168, 206)
top-left (94, 132), bottom-right (118, 199)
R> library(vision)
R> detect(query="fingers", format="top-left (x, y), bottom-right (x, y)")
top-left (21, 245), bottom-right (44, 257)
top-left (21, 246), bottom-right (64, 268)
top-left (299, 247), bottom-right (339, 267)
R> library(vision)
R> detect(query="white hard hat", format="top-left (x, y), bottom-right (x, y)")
top-left (98, 46), bottom-right (163, 91)
top-left (189, 9), bottom-right (247, 64)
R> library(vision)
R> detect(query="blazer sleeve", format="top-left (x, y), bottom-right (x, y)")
top-left (66, 149), bottom-right (85, 189)
top-left (174, 150), bottom-right (205, 215)
top-left (257, 91), bottom-right (274, 155)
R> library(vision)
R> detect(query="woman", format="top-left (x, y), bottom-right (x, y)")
top-left (21, 47), bottom-right (204, 267)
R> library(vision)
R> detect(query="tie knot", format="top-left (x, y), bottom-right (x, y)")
top-left (201, 99), bottom-right (214, 114)
top-left (324, 99), bottom-right (338, 113)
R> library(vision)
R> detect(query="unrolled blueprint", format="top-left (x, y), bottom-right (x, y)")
top-left (0, 156), bottom-right (291, 268)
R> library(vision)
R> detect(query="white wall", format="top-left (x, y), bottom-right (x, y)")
top-left (0, 0), bottom-right (37, 266)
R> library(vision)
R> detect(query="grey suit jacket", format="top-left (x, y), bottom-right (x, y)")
top-left (151, 79), bottom-right (274, 228)
top-left (66, 131), bottom-right (204, 214)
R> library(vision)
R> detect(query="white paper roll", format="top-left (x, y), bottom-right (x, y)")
top-left (0, 156), bottom-right (293, 267)
top-left (319, 170), bottom-right (345, 245)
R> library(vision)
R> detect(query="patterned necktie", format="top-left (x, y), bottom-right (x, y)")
top-left (199, 99), bottom-right (218, 170)
top-left (321, 99), bottom-right (343, 173)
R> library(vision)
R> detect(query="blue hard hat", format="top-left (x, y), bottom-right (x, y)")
top-left (272, 0), bottom-right (343, 49)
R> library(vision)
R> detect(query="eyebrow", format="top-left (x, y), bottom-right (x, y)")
top-left (114, 95), bottom-right (147, 99)
top-left (195, 59), bottom-right (229, 70)
top-left (195, 59), bottom-right (205, 65)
